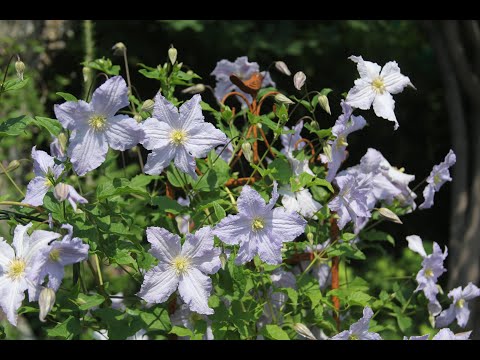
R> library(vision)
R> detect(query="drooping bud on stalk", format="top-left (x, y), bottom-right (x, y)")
top-left (15, 56), bottom-right (25, 81)
top-left (242, 142), bottom-right (253, 163)
top-left (293, 71), bottom-right (306, 90)
top-left (82, 67), bottom-right (91, 83)
top-left (306, 232), bottom-right (314, 244)
top-left (38, 287), bottom-right (56, 323)
top-left (293, 323), bottom-right (317, 340)
top-left (141, 99), bottom-right (155, 113)
top-left (111, 42), bottom-right (126, 56)
top-left (317, 94), bottom-right (331, 115)
top-left (274, 93), bottom-right (294, 105)
top-left (168, 45), bottom-right (178, 65)
top-left (181, 84), bottom-right (206, 94)
top-left (4, 160), bottom-right (20, 173)
top-left (275, 61), bottom-right (291, 76)
top-left (134, 114), bottom-right (143, 123)
top-left (376, 207), bottom-right (403, 224)
top-left (310, 120), bottom-right (320, 130)
top-left (54, 183), bottom-right (69, 202)
top-left (219, 252), bottom-right (228, 270)
top-left (322, 143), bottom-right (332, 163)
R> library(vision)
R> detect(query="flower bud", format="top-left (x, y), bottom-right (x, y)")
top-left (82, 66), bottom-right (91, 83)
top-left (15, 57), bottom-right (25, 81)
top-left (112, 42), bottom-right (126, 56)
top-left (317, 94), bottom-right (331, 115)
top-left (306, 232), bottom-right (314, 244)
top-left (141, 99), bottom-right (155, 113)
top-left (376, 207), bottom-right (403, 224)
top-left (321, 143), bottom-right (332, 163)
top-left (293, 71), bottom-right (306, 90)
top-left (242, 142), bottom-right (253, 163)
top-left (168, 45), bottom-right (178, 65)
top-left (274, 93), bottom-right (294, 105)
top-left (310, 120), bottom-right (319, 130)
top-left (293, 323), bottom-right (317, 340)
top-left (219, 252), bottom-right (228, 270)
top-left (275, 61), bottom-right (291, 76)
top-left (39, 287), bottom-right (56, 323)
top-left (181, 84), bottom-right (206, 94)
top-left (54, 183), bottom-right (70, 202)
top-left (134, 114), bottom-right (143, 123)
top-left (6, 160), bottom-right (20, 173)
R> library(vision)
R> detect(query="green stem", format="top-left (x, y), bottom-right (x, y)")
top-left (0, 162), bottom-right (25, 197)
top-left (93, 254), bottom-right (103, 286)
top-left (83, 20), bottom-right (95, 100)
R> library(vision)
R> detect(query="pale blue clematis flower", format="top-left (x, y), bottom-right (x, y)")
top-left (435, 282), bottom-right (480, 328)
top-left (175, 196), bottom-right (191, 235)
top-left (54, 76), bottom-right (145, 176)
top-left (171, 303), bottom-right (214, 340)
top-left (211, 56), bottom-right (275, 104)
top-left (330, 307), bottom-right (382, 340)
top-left (432, 328), bottom-right (471, 340)
top-left (30, 224), bottom-right (89, 294)
top-left (280, 120), bottom-right (305, 155)
top-left (0, 223), bottom-right (61, 325)
top-left (50, 136), bottom-right (66, 161)
top-left (403, 334), bottom-right (430, 340)
top-left (324, 101), bottom-right (367, 182)
top-left (137, 226), bottom-right (221, 315)
top-left (141, 93), bottom-right (227, 179)
top-left (345, 55), bottom-right (414, 130)
top-left (23, 146), bottom-right (87, 209)
top-left (406, 235), bottom-right (448, 316)
top-left (213, 182), bottom-right (306, 265)
top-left (328, 172), bottom-right (372, 231)
top-left (419, 149), bottom-right (456, 210)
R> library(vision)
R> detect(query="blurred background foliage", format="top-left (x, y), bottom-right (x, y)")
top-left (1, 20), bottom-right (467, 337)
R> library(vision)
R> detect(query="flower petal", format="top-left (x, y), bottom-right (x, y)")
top-left (373, 92), bottom-right (398, 129)
top-left (178, 268), bottom-right (213, 315)
top-left (68, 128), bottom-right (108, 176)
top-left (419, 183), bottom-right (435, 210)
top-left (237, 185), bottom-right (267, 217)
top-left (91, 76), bottom-right (129, 118)
top-left (153, 93), bottom-right (180, 128)
top-left (184, 122), bottom-right (227, 158)
top-left (456, 305), bottom-right (471, 328)
top-left (140, 117), bottom-right (173, 151)
top-left (105, 115), bottom-right (145, 151)
top-left (31, 146), bottom-right (55, 176)
top-left (54, 100), bottom-right (92, 131)
top-left (174, 146), bottom-right (197, 179)
top-left (25, 229), bottom-right (62, 263)
top-left (435, 305), bottom-right (456, 328)
top-left (146, 227), bottom-right (181, 263)
top-left (213, 214), bottom-right (251, 245)
top-left (350, 306), bottom-right (374, 335)
top-left (380, 61), bottom-right (412, 94)
top-left (179, 94), bottom-right (205, 131)
top-left (137, 264), bottom-right (179, 304)
top-left (294, 189), bottom-right (322, 219)
top-left (0, 239), bottom-right (14, 269)
top-left (255, 230), bottom-right (283, 265)
top-left (406, 235), bottom-right (427, 257)
top-left (0, 276), bottom-right (28, 326)
top-left (349, 55), bottom-right (381, 80)
top-left (330, 330), bottom-right (351, 340)
top-left (66, 185), bottom-right (88, 211)
top-left (345, 80), bottom-right (376, 110)
top-left (462, 282), bottom-right (480, 300)
top-left (235, 235), bottom-right (258, 265)
top-left (270, 207), bottom-right (307, 242)
top-left (143, 146), bottom-right (176, 175)
top-left (23, 176), bottom-right (51, 207)
top-left (181, 226), bottom-right (221, 275)
top-left (12, 223), bottom-right (33, 258)
top-left (266, 181), bottom-right (279, 210)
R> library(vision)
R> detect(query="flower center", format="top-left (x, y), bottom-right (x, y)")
top-left (7, 258), bottom-right (26, 279)
top-left (336, 135), bottom-right (348, 148)
top-left (88, 115), bottom-right (107, 131)
top-left (433, 174), bottom-right (441, 185)
top-left (348, 334), bottom-right (359, 340)
top-left (172, 256), bottom-right (190, 275)
top-left (49, 248), bottom-right (61, 262)
top-left (425, 268), bottom-right (434, 277)
top-left (44, 178), bottom-right (53, 187)
top-left (456, 298), bottom-right (465, 308)
top-left (171, 130), bottom-right (187, 145)
top-left (252, 217), bottom-right (265, 231)
top-left (371, 77), bottom-right (386, 94)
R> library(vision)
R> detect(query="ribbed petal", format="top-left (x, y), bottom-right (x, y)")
top-left (153, 93), bottom-right (180, 128)
top-left (105, 115), bottom-right (145, 151)
top-left (179, 94), bottom-right (205, 132)
top-left (381, 61), bottom-right (412, 94)
top-left (0, 239), bottom-right (14, 269)
top-left (349, 55), bottom-right (381, 80)
top-left (178, 268), bottom-right (213, 315)
top-left (146, 227), bottom-right (181, 262)
top-left (140, 117), bottom-right (173, 151)
top-left (137, 264), bottom-right (179, 304)
top-left (23, 176), bottom-right (50, 206)
top-left (0, 276), bottom-right (28, 326)
top-left (31, 146), bottom-right (54, 176)
top-left (181, 226), bottom-right (221, 275)
top-left (270, 207), bottom-right (306, 242)
top-left (54, 100), bottom-right (92, 131)
top-left (91, 76), bottom-right (129, 118)
top-left (406, 235), bottom-right (427, 257)
top-left (184, 122), bottom-right (227, 158)
top-left (373, 92), bottom-right (398, 129)
top-left (68, 128), bottom-right (108, 176)
top-left (174, 146), bottom-right (197, 179)
top-left (255, 230), bottom-right (283, 265)
top-left (143, 146), bottom-right (176, 175)
top-left (213, 214), bottom-right (251, 245)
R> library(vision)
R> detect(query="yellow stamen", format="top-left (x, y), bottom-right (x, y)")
top-left (456, 299), bottom-right (465, 308)
top-left (372, 77), bottom-right (386, 94)
top-left (88, 115), bottom-right (107, 131)
top-left (44, 178), bottom-right (53, 187)
top-left (349, 334), bottom-right (359, 340)
top-left (425, 268), bottom-right (434, 277)
top-left (49, 249), bottom-right (61, 262)
top-left (433, 174), bottom-right (441, 185)
top-left (336, 135), bottom-right (348, 148)
top-left (172, 256), bottom-right (190, 275)
top-left (7, 259), bottom-right (26, 279)
top-left (252, 218), bottom-right (265, 231)
top-left (171, 130), bottom-right (187, 145)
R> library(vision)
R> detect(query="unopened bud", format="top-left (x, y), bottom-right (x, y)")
top-left (181, 84), bottom-right (206, 94)
top-left (306, 232), bottom-right (314, 244)
top-left (186, 70), bottom-right (193, 75)
top-left (39, 287), bottom-right (56, 323)
top-left (57, 133), bottom-right (68, 151)
top-left (112, 42), bottom-right (126, 56)
top-left (54, 183), bottom-right (70, 202)
top-left (219, 252), bottom-right (228, 270)
top-left (275, 61), bottom-right (291, 76)
top-left (82, 67), bottom-right (91, 83)
top-left (242, 142), bottom-right (253, 163)
top-left (6, 160), bottom-right (20, 173)
top-left (134, 114), bottom-right (143, 123)
top-left (274, 93), bottom-right (294, 105)
top-left (376, 208), bottom-right (403, 224)
top-left (168, 45), bottom-right (177, 65)
top-left (293, 323), bottom-right (317, 340)
top-left (322, 143), bottom-right (332, 163)
top-left (293, 71), bottom-right (306, 91)
top-left (15, 56), bottom-right (25, 81)
top-left (310, 120), bottom-right (319, 130)
top-left (317, 94), bottom-right (331, 115)
top-left (141, 99), bottom-right (155, 113)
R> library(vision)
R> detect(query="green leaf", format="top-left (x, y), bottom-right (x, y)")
top-left (46, 316), bottom-right (81, 339)
top-left (268, 157), bottom-right (292, 184)
top-left (170, 326), bottom-right (194, 337)
top-left (213, 201), bottom-right (226, 221)
top-left (0, 115), bottom-right (32, 137)
top-left (262, 324), bottom-right (290, 340)
top-left (34, 116), bottom-right (62, 136)
top-left (84, 57), bottom-right (120, 76)
top-left (326, 243), bottom-right (366, 260)
top-left (396, 314), bottom-right (413, 333)
top-left (1, 78), bottom-right (29, 92)
top-left (76, 293), bottom-right (105, 310)
top-left (56, 92), bottom-right (78, 102)
top-left (139, 306), bottom-right (171, 331)
top-left (151, 196), bottom-right (184, 215)
top-left (96, 178), bottom-right (150, 200)
top-left (347, 291), bottom-right (372, 306)
top-left (361, 229), bottom-right (395, 245)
